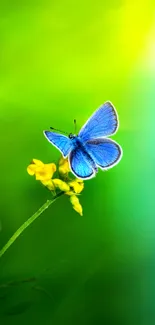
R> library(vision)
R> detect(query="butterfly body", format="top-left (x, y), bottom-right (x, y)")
top-left (69, 135), bottom-right (98, 178)
top-left (44, 101), bottom-right (123, 179)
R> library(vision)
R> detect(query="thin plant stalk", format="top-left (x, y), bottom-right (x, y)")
top-left (0, 191), bottom-right (63, 259)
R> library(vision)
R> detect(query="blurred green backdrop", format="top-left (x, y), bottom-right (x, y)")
top-left (0, 1), bottom-right (155, 324)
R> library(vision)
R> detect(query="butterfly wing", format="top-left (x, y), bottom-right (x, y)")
top-left (78, 101), bottom-right (118, 142)
top-left (44, 131), bottom-right (72, 158)
top-left (85, 138), bottom-right (122, 169)
top-left (69, 147), bottom-right (97, 179)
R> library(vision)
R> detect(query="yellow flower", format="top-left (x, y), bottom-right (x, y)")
top-left (27, 159), bottom-right (56, 182)
top-left (27, 157), bottom-right (84, 216)
top-left (68, 179), bottom-right (84, 194)
top-left (27, 159), bottom-right (44, 175)
top-left (52, 179), bottom-right (70, 192)
top-left (41, 179), bottom-right (55, 191)
top-left (70, 195), bottom-right (83, 216)
top-left (58, 156), bottom-right (70, 175)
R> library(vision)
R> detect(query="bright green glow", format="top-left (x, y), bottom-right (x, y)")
top-left (0, 1), bottom-right (155, 323)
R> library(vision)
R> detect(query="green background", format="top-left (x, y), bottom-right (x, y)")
top-left (0, 1), bottom-right (155, 324)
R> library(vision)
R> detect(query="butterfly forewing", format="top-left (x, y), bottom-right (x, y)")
top-left (44, 131), bottom-right (72, 158)
top-left (78, 101), bottom-right (118, 142)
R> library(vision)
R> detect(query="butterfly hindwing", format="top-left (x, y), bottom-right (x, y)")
top-left (85, 138), bottom-right (122, 169)
top-left (44, 131), bottom-right (72, 158)
top-left (78, 101), bottom-right (118, 142)
top-left (69, 147), bottom-right (97, 179)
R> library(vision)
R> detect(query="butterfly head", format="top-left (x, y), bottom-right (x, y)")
top-left (69, 133), bottom-right (76, 139)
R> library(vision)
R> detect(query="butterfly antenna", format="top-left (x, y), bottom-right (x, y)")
top-left (50, 126), bottom-right (68, 135)
top-left (74, 119), bottom-right (77, 134)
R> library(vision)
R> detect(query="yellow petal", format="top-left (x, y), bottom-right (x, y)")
top-left (70, 195), bottom-right (79, 205)
top-left (44, 163), bottom-right (56, 179)
top-left (69, 180), bottom-right (84, 194)
top-left (52, 179), bottom-right (70, 192)
top-left (32, 159), bottom-right (44, 167)
top-left (27, 164), bottom-right (38, 175)
top-left (70, 195), bottom-right (83, 216)
top-left (41, 179), bottom-right (55, 190)
top-left (58, 156), bottom-right (70, 174)
top-left (76, 178), bottom-right (83, 183)
top-left (59, 156), bottom-right (65, 166)
top-left (73, 203), bottom-right (83, 216)
top-left (46, 163), bottom-right (57, 173)
top-left (35, 168), bottom-right (49, 181)
top-left (35, 163), bottom-right (56, 181)
top-left (65, 191), bottom-right (75, 196)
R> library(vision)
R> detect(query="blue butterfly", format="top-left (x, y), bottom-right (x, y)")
top-left (43, 101), bottom-right (123, 180)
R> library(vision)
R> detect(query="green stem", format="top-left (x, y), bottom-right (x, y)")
top-left (0, 191), bottom-right (64, 259)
